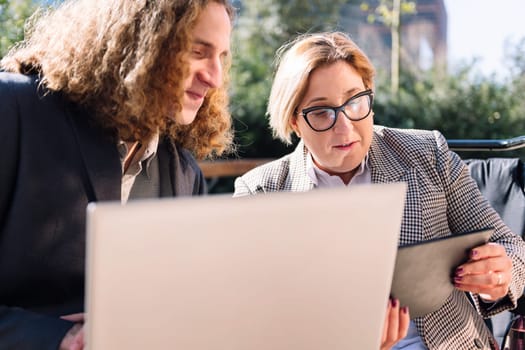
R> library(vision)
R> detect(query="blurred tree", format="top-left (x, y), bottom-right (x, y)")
top-left (5, 1), bottom-right (520, 193)
top-left (373, 56), bottom-right (525, 162)
top-left (217, 1), bottom-right (525, 193)
top-left (359, 0), bottom-right (416, 95)
top-left (230, 0), bottom-right (352, 159)
top-left (0, 0), bottom-right (39, 57)
top-left (505, 37), bottom-right (525, 77)
top-left (209, 0), bottom-right (353, 192)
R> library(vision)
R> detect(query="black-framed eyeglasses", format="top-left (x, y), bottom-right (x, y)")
top-left (299, 89), bottom-right (374, 132)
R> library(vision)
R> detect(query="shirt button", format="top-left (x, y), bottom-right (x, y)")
top-left (473, 338), bottom-right (483, 348)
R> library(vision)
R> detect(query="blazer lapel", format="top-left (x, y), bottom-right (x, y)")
top-left (288, 141), bottom-right (315, 192)
top-left (369, 129), bottom-right (410, 184)
top-left (369, 128), bottom-right (423, 245)
top-left (65, 104), bottom-right (121, 202)
top-left (157, 139), bottom-right (175, 197)
top-left (160, 138), bottom-right (201, 197)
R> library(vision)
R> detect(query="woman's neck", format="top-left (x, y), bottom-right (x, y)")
top-left (313, 160), bottom-right (358, 185)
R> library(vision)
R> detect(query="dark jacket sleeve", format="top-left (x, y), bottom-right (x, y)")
top-left (0, 73), bottom-right (19, 231)
top-left (0, 73), bottom-right (75, 350)
top-left (194, 163), bottom-right (207, 195)
top-left (171, 142), bottom-right (207, 196)
top-left (182, 147), bottom-right (207, 195)
top-left (0, 307), bottom-right (73, 350)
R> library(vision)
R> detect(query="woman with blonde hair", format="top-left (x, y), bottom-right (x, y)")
top-left (0, 0), bottom-right (234, 348)
top-left (234, 32), bottom-right (525, 349)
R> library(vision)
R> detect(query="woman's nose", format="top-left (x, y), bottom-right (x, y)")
top-left (332, 111), bottom-right (354, 133)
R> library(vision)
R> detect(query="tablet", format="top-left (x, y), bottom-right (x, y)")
top-left (391, 228), bottom-right (493, 318)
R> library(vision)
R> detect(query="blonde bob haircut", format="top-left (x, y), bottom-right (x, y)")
top-left (1, 0), bottom-right (235, 159)
top-left (268, 31), bottom-right (376, 144)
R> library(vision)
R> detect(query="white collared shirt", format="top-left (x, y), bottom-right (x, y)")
top-left (306, 153), bottom-right (371, 187)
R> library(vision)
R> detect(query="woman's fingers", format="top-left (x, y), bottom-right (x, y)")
top-left (380, 298), bottom-right (409, 350)
top-left (454, 243), bottom-right (513, 301)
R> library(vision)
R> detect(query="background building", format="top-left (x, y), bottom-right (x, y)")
top-left (340, 0), bottom-right (447, 76)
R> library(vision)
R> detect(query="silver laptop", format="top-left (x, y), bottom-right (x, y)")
top-left (84, 183), bottom-right (406, 350)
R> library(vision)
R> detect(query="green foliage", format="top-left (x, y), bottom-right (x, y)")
top-left (227, 0), bottom-right (525, 175)
top-left (231, 0), bottom-right (525, 151)
top-left (374, 63), bottom-right (525, 141)
top-left (360, 0), bottom-right (417, 95)
top-left (230, 0), bottom-right (351, 158)
top-left (0, 0), bottom-right (40, 58)
top-left (2, 0), bottom-right (524, 192)
top-left (360, 0), bottom-right (416, 25)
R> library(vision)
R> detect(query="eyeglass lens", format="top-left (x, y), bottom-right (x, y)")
top-left (303, 91), bottom-right (372, 131)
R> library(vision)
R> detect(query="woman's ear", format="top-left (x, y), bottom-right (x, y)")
top-left (290, 118), bottom-right (301, 138)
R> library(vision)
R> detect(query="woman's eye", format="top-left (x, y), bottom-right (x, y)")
top-left (310, 109), bottom-right (331, 118)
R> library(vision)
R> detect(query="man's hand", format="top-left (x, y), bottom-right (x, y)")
top-left (59, 313), bottom-right (85, 350)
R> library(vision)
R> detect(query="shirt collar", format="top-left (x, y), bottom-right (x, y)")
top-left (118, 132), bottom-right (160, 175)
top-left (306, 152), bottom-right (371, 188)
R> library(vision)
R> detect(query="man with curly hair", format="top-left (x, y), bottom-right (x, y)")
top-left (0, 0), bottom-right (235, 348)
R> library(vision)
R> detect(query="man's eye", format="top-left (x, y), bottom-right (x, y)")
top-left (191, 45), bottom-right (208, 57)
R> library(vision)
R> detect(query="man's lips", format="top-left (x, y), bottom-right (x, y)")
top-left (186, 90), bottom-right (205, 100)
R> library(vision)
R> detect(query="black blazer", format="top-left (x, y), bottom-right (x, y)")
top-left (0, 72), bottom-right (206, 349)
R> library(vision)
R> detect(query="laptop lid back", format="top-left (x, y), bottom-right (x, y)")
top-left (85, 183), bottom-right (406, 350)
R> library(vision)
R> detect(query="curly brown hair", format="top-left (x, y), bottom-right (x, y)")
top-left (1, 0), bottom-right (235, 159)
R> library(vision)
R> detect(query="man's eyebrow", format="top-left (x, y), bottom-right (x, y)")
top-left (193, 39), bottom-right (214, 48)
top-left (193, 38), bottom-right (230, 56)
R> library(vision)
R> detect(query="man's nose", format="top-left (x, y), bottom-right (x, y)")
top-left (199, 57), bottom-right (223, 88)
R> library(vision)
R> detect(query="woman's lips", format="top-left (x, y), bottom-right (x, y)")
top-left (333, 141), bottom-right (357, 150)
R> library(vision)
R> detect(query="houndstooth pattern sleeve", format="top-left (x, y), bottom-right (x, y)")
top-left (234, 126), bottom-right (524, 349)
top-left (432, 131), bottom-right (525, 317)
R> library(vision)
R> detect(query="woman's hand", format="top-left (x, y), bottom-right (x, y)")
top-left (380, 298), bottom-right (409, 350)
top-left (454, 243), bottom-right (513, 301)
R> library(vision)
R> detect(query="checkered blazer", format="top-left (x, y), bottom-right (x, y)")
top-left (234, 125), bottom-right (525, 350)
